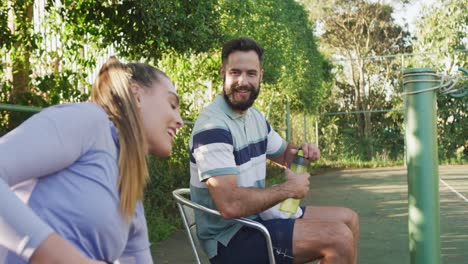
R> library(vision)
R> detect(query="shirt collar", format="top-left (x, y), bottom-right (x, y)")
top-left (214, 94), bottom-right (247, 120)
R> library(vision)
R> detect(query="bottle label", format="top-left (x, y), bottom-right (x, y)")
top-left (279, 198), bottom-right (301, 214)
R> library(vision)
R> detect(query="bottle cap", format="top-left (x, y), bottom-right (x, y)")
top-left (297, 149), bottom-right (304, 157)
top-left (293, 149), bottom-right (306, 165)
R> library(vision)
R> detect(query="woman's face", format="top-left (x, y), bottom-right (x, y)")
top-left (136, 76), bottom-right (183, 157)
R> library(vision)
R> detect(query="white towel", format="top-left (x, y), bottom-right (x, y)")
top-left (259, 203), bottom-right (303, 220)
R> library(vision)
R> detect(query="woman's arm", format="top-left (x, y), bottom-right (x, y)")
top-left (30, 234), bottom-right (105, 264)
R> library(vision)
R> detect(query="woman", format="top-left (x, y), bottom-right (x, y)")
top-left (0, 57), bottom-right (184, 263)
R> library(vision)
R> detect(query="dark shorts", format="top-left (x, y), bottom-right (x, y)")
top-left (209, 206), bottom-right (306, 264)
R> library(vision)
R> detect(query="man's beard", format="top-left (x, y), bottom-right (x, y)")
top-left (223, 83), bottom-right (260, 111)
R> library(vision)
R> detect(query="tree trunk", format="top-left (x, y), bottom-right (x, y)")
top-left (7, 0), bottom-right (33, 130)
top-left (364, 111), bottom-right (373, 160)
top-left (357, 58), bottom-right (373, 160)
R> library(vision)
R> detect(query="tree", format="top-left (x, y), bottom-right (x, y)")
top-left (411, 0), bottom-right (467, 71)
top-left (411, 0), bottom-right (467, 160)
top-left (59, 0), bottom-right (223, 62)
top-left (219, 0), bottom-right (329, 116)
top-left (1, 0), bottom-right (35, 130)
top-left (0, 0), bottom-right (223, 132)
top-left (302, 0), bottom-right (410, 159)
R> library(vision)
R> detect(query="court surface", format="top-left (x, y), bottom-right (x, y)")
top-left (153, 165), bottom-right (468, 263)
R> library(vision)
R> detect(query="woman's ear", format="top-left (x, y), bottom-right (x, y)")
top-left (130, 83), bottom-right (142, 106)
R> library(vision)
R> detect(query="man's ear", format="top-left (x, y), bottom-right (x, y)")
top-left (219, 65), bottom-right (225, 78)
top-left (130, 83), bottom-right (142, 106)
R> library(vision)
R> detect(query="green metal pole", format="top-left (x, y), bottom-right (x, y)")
top-left (266, 92), bottom-right (275, 120)
top-left (0, 103), bottom-right (42, 113)
top-left (403, 68), bottom-right (441, 264)
top-left (286, 98), bottom-right (291, 141)
top-left (315, 118), bottom-right (319, 147)
top-left (303, 112), bottom-right (307, 143)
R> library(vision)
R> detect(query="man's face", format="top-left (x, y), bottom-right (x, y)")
top-left (221, 50), bottom-right (263, 112)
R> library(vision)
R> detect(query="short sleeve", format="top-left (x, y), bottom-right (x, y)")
top-left (265, 121), bottom-right (286, 158)
top-left (191, 128), bottom-right (239, 181)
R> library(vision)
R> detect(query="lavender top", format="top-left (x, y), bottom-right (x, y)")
top-left (0, 103), bottom-right (152, 263)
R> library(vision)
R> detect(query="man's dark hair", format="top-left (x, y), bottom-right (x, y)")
top-left (221, 37), bottom-right (264, 66)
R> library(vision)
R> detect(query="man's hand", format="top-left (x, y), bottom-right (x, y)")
top-left (283, 168), bottom-right (310, 199)
top-left (299, 143), bottom-right (320, 162)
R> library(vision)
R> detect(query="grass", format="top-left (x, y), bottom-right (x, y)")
top-left (315, 158), bottom-right (405, 169)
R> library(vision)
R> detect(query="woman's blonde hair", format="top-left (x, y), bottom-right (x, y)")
top-left (91, 57), bottom-right (166, 221)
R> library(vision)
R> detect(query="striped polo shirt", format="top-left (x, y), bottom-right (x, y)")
top-left (189, 95), bottom-right (286, 258)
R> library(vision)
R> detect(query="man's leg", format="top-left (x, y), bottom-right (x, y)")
top-left (210, 226), bottom-right (269, 264)
top-left (293, 206), bottom-right (359, 264)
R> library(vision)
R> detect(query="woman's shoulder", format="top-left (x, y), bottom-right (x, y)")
top-left (41, 102), bottom-right (109, 123)
top-left (43, 101), bottom-right (106, 115)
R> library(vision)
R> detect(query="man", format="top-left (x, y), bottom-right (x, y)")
top-left (189, 37), bottom-right (359, 264)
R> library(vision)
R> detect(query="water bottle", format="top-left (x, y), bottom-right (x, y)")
top-left (279, 149), bottom-right (308, 214)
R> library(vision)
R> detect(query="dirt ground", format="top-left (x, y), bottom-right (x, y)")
top-left (152, 165), bottom-right (468, 263)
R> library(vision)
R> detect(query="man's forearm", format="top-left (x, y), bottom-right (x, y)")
top-left (209, 181), bottom-right (293, 219)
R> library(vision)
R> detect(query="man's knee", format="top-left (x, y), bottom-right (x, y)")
top-left (330, 224), bottom-right (355, 257)
top-left (341, 207), bottom-right (359, 229)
